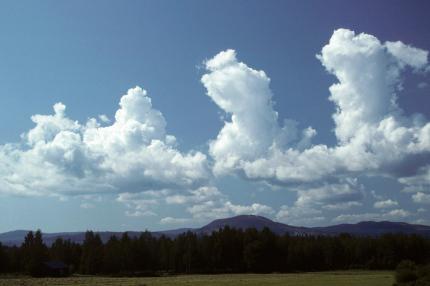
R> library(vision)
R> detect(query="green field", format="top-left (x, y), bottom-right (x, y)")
top-left (0, 271), bottom-right (394, 286)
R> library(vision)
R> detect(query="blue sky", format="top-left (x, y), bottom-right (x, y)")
top-left (0, 0), bottom-right (429, 232)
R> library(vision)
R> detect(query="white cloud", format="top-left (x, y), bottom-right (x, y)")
top-left (0, 86), bottom-right (209, 197)
top-left (80, 202), bottom-right (95, 209)
top-left (1, 28), bottom-right (429, 225)
top-left (98, 114), bottom-right (110, 123)
top-left (333, 208), bottom-right (411, 223)
top-left (333, 213), bottom-right (380, 223)
top-left (385, 41), bottom-right (428, 70)
top-left (126, 210), bottom-right (157, 217)
top-left (225, 201), bottom-right (275, 216)
top-left (399, 166), bottom-right (430, 193)
top-left (202, 49), bottom-right (299, 177)
top-left (414, 218), bottom-right (429, 225)
top-left (185, 190), bottom-right (275, 221)
top-left (202, 29), bottom-right (430, 200)
top-left (186, 200), bottom-right (274, 221)
top-left (276, 205), bottom-right (325, 226)
top-left (418, 82), bottom-right (428, 89)
top-left (117, 185), bottom-right (273, 221)
top-left (386, 209), bottom-right (410, 218)
top-left (274, 179), bottom-right (363, 225)
top-left (165, 186), bottom-right (222, 205)
top-left (160, 217), bottom-right (191, 225)
top-left (374, 199), bottom-right (399, 209)
top-left (79, 194), bottom-right (102, 209)
top-left (117, 191), bottom-right (161, 216)
top-left (294, 179), bottom-right (364, 209)
top-left (323, 202), bottom-right (363, 211)
top-left (370, 190), bottom-right (383, 200)
top-left (412, 192), bottom-right (430, 204)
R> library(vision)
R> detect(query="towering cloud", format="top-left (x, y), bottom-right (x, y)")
top-left (319, 29), bottom-right (430, 176)
top-left (201, 49), bottom-right (322, 181)
top-left (202, 50), bottom-right (292, 175)
top-left (202, 29), bottom-right (430, 192)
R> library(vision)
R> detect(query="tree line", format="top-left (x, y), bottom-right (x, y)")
top-left (0, 227), bottom-right (429, 276)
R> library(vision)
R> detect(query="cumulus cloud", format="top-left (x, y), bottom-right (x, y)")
top-left (399, 166), bottom-right (430, 193)
top-left (202, 49), bottom-right (297, 176)
top-left (412, 192), bottom-right (430, 204)
top-left (98, 114), bottom-right (110, 123)
top-left (333, 208), bottom-right (411, 223)
top-left (294, 179), bottom-right (364, 209)
top-left (117, 192), bottom-right (160, 216)
top-left (319, 30), bottom-right (430, 179)
top-left (2, 28), bottom-right (430, 225)
top-left (385, 41), bottom-right (428, 70)
top-left (276, 205), bottom-right (325, 226)
top-left (80, 202), bottom-right (95, 209)
top-left (164, 186), bottom-right (274, 221)
top-left (165, 186), bottom-right (222, 205)
top-left (374, 199), bottom-right (399, 209)
top-left (187, 200), bottom-right (274, 221)
top-left (160, 217), bottom-right (191, 225)
top-left (275, 179), bottom-right (363, 225)
top-left (202, 29), bottom-right (430, 210)
top-left (117, 185), bottom-right (274, 222)
top-left (180, 187), bottom-right (274, 221)
top-left (0, 87), bottom-right (209, 197)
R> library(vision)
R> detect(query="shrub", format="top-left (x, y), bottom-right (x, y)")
top-left (417, 264), bottom-right (430, 280)
top-left (395, 260), bottom-right (418, 284)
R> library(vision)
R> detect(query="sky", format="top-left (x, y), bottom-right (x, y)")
top-left (0, 0), bottom-right (430, 232)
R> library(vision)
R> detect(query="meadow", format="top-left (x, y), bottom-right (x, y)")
top-left (0, 271), bottom-right (394, 286)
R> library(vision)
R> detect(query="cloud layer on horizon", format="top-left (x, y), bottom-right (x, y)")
top-left (0, 28), bottom-right (429, 225)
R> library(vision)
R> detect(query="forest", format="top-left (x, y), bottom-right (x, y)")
top-left (0, 227), bottom-right (429, 277)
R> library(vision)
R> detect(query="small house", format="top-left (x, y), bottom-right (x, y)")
top-left (43, 260), bottom-right (69, 277)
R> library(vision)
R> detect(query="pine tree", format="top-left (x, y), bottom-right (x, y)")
top-left (21, 230), bottom-right (48, 276)
top-left (80, 231), bottom-right (103, 274)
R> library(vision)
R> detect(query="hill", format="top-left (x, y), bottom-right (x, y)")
top-left (1, 215), bottom-right (429, 246)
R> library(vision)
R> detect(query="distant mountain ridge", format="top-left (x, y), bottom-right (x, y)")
top-left (195, 215), bottom-right (313, 235)
top-left (1, 215), bottom-right (430, 246)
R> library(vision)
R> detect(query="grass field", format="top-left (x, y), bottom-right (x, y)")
top-left (0, 271), bottom-right (394, 286)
